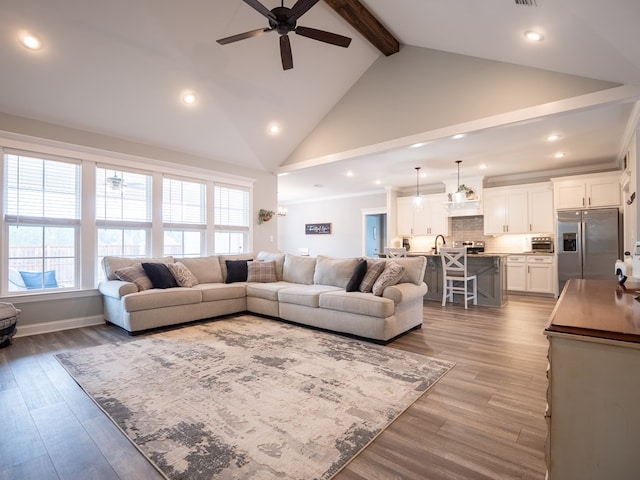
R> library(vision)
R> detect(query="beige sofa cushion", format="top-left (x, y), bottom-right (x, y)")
top-left (392, 256), bottom-right (427, 285)
top-left (177, 256), bottom-right (223, 284)
top-left (278, 285), bottom-right (342, 308)
top-left (256, 251), bottom-right (285, 280)
top-left (319, 291), bottom-right (394, 318)
top-left (313, 256), bottom-right (359, 288)
top-left (103, 256), bottom-right (174, 280)
top-left (246, 282), bottom-right (296, 301)
top-left (193, 283), bottom-right (247, 302)
top-left (122, 288), bottom-right (201, 313)
top-left (283, 255), bottom-right (317, 285)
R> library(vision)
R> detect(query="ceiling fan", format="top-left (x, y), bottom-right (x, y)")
top-left (217, 0), bottom-right (352, 70)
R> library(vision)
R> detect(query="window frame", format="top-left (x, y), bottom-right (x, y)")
top-left (0, 140), bottom-right (255, 298)
top-left (3, 150), bottom-right (81, 293)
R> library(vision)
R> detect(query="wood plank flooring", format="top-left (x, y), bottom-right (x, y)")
top-left (0, 295), bottom-right (555, 479)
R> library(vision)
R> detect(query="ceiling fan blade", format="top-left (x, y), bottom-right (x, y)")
top-left (295, 26), bottom-right (352, 47)
top-left (289, 0), bottom-right (321, 20)
top-left (280, 35), bottom-right (293, 70)
top-left (242, 0), bottom-right (277, 21)
top-left (217, 28), bottom-right (272, 45)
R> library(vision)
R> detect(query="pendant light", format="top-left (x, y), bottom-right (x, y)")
top-left (452, 160), bottom-right (466, 204)
top-left (413, 167), bottom-right (423, 209)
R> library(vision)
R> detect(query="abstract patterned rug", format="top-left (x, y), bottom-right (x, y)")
top-left (57, 315), bottom-right (454, 480)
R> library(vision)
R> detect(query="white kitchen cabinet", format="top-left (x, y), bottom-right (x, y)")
top-left (506, 256), bottom-right (527, 291)
top-left (553, 172), bottom-right (620, 210)
top-left (528, 185), bottom-right (554, 233)
top-left (396, 196), bottom-right (415, 236)
top-left (397, 193), bottom-right (448, 236)
top-left (484, 185), bottom-right (545, 234)
top-left (507, 254), bottom-right (555, 294)
top-left (526, 255), bottom-right (554, 293)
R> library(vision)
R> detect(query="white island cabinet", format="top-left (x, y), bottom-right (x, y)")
top-left (544, 279), bottom-right (640, 480)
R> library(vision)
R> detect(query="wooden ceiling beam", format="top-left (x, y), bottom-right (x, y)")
top-left (323, 0), bottom-right (399, 56)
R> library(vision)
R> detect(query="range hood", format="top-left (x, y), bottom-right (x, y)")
top-left (444, 176), bottom-right (483, 217)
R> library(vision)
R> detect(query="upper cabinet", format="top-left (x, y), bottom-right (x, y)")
top-left (484, 183), bottom-right (553, 235)
top-left (552, 172), bottom-right (621, 210)
top-left (397, 193), bottom-right (449, 236)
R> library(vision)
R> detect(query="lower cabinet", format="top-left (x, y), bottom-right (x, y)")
top-left (507, 255), bottom-right (555, 294)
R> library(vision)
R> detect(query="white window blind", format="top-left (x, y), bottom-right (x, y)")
top-left (214, 184), bottom-right (249, 228)
top-left (5, 153), bottom-right (80, 222)
top-left (163, 177), bottom-right (205, 226)
top-left (96, 168), bottom-right (151, 225)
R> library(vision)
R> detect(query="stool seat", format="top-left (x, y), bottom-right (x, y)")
top-left (0, 303), bottom-right (20, 348)
top-left (440, 247), bottom-right (477, 309)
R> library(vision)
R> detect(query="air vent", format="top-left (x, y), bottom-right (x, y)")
top-left (515, 0), bottom-right (538, 5)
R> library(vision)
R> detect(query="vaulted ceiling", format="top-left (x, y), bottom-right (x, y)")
top-left (2, 0), bottom-right (640, 203)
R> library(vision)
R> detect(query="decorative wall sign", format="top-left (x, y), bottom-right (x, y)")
top-left (305, 223), bottom-right (332, 235)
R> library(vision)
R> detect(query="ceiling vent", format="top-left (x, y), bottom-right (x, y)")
top-left (515, 0), bottom-right (538, 5)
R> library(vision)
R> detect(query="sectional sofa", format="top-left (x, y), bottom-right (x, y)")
top-left (98, 251), bottom-right (428, 342)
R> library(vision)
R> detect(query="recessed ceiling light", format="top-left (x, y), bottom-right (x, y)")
top-left (346, 171), bottom-right (354, 177)
top-left (374, 179), bottom-right (381, 185)
top-left (409, 142), bottom-right (426, 148)
top-left (19, 32), bottom-right (43, 50)
top-left (524, 30), bottom-right (544, 42)
top-left (554, 152), bottom-right (566, 158)
top-left (268, 123), bottom-right (281, 135)
top-left (452, 133), bottom-right (465, 140)
top-left (180, 90), bottom-right (198, 105)
top-left (479, 164), bottom-right (488, 170)
top-left (546, 134), bottom-right (561, 142)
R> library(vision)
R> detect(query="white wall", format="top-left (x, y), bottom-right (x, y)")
top-left (277, 193), bottom-right (386, 258)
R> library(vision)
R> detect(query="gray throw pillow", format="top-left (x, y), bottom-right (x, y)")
top-left (371, 262), bottom-right (405, 296)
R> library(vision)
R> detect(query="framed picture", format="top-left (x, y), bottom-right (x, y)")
top-left (305, 223), bottom-right (332, 235)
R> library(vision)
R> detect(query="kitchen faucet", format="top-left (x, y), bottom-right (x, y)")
top-left (434, 234), bottom-right (446, 254)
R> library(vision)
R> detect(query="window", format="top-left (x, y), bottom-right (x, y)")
top-left (163, 177), bottom-right (206, 257)
top-left (96, 167), bottom-right (152, 281)
top-left (4, 152), bottom-right (80, 291)
top-left (214, 184), bottom-right (249, 254)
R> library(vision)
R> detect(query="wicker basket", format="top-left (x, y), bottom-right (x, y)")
top-left (0, 303), bottom-right (19, 348)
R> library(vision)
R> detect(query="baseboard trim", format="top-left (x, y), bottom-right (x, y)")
top-left (15, 315), bottom-right (105, 338)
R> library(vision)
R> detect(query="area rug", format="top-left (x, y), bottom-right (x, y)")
top-left (56, 315), bottom-right (454, 480)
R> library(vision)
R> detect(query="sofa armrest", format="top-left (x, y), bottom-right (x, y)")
top-left (382, 282), bottom-right (428, 304)
top-left (98, 280), bottom-right (138, 299)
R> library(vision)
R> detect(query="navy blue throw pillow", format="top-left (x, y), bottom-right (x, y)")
top-left (142, 263), bottom-right (179, 289)
top-left (226, 260), bottom-right (251, 283)
top-left (346, 259), bottom-right (368, 292)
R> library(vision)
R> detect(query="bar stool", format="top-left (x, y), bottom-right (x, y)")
top-left (441, 247), bottom-right (477, 309)
top-left (384, 247), bottom-right (407, 258)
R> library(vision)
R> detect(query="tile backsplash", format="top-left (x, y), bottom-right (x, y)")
top-left (403, 215), bottom-right (548, 253)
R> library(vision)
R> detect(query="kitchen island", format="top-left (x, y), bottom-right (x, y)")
top-left (544, 279), bottom-right (640, 480)
top-left (408, 253), bottom-right (507, 307)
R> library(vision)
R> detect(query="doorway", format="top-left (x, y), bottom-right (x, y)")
top-left (364, 213), bottom-right (387, 257)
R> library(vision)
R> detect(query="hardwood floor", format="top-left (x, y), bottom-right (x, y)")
top-left (0, 295), bottom-right (555, 479)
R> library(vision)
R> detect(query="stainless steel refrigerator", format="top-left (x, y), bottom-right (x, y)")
top-left (557, 208), bottom-right (620, 293)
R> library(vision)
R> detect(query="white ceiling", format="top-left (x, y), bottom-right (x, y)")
top-left (2, 0), bottom-right (640, 203)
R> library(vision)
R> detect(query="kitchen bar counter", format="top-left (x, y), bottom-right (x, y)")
top-left (417, 253), bottom-right (507, 307)
top-left (544, 279), bottom-right (640, 480)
